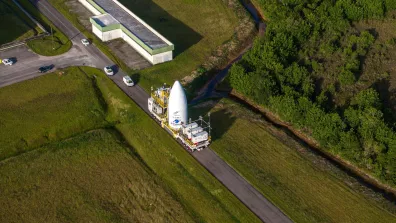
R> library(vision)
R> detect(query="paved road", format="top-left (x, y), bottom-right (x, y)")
top-left (0, 1), bottom-right (292, 222)
top-left (0, 45), bottom-right (93, 87)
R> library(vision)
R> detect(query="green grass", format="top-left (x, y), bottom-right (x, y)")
top-left (0, 1), bottom-right (38, 44)
top-left (0, 66), bottom-right (259, 222)
top-left (17, 0), bottom-right (71, 56)
top-left (0, 129), bottom-right (194, 222)
top-left (0, 67), bottom-right (108, 161)
top-left (83, 67), bottom-right (260, 222)
top-left (192, 99), bottom-right (396, 223)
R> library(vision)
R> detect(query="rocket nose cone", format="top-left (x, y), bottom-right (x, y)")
top-left (169, 81), bottom-right (187, 101)
top-left (171, 81), bottom-right (183, 92)
top-left (168, 80), bottom-right (188, 129)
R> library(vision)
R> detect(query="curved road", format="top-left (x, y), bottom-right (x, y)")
top-left (0, 1), bottom-right (292, 222)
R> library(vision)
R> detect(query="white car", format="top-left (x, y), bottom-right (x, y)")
top-left (104, 66), bottom-right (114, 75)
top-left (123, 75), bottom-right (134, 86)
top-left (81, 39), bottom-right (90, 46)
top-left (2, 58), bottom-right (14, 66)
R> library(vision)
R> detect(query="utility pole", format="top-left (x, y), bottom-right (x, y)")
top-left (51, 26), bottom-right (54, 50)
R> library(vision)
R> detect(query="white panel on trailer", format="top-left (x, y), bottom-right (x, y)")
top-left (191, 131), bottom-right (209, 144)
top-left (182, 122), bottom-right (198, 135)
top-left (187, 127), bottom-right (203, 139)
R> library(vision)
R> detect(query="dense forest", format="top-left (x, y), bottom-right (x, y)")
top-left (230, 0), bottom-right (396, 185)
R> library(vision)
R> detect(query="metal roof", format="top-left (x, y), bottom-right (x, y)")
top-left (91, 14), bottom-right (119, 26)
top-left (93, 0), bottom-right (168, 50)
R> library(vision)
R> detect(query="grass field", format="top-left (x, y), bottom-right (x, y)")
top-left (191, 99), bottom-right (396, 223)
top-left (17, 0), bottom-right (71, 55)
top-left (0, 66), bottom-right (260, 222)
top-left (0, 1), bottom-right (38, 44)
top-left (0, 129), bottom-right (194, 222)
top-left (0, 67), bottom-right (108, 161)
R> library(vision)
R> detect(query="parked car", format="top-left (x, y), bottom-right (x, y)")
top-left (2, 58), bottom-right (14, 66)
top-left (104, 66), bottom-right (114, 75)
top-left (38, 65), bottom-right (54, 73)
top-left (123, 75), bottom-right (134, 86)
top-left (81, 39), bottom-right (90, 46)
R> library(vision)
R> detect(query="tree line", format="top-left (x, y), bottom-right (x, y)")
top-left (230, 0), bottom-right (396, 184)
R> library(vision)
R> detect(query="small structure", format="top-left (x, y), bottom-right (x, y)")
top-left (79, 0), bottom-right (174, 65)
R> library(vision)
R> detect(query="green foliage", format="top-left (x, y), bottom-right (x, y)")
top-left (385, 0), bottom-right (396, 10)
top-left (339, 69), bottom-right (357, 85)
top-left (353, 88), bottom-right (381, 109)
top-left (230, 0), bottom-right (396, 186)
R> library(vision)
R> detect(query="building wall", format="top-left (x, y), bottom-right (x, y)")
top-left (78, 0), bottom-right (101, 15)
top-left (153, 51), bottom-right (173, 64)
top-left (102, 29), bottom-right (123, 41)
top-left (92, 24), bottom-right (103, 40)
top-left (121, 32), bottom-right (154, 63)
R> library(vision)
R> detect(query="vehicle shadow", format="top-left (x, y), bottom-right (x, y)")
top-left (9, 57), bottom-right (18, 64)
top-left (110, 65), bottom-right (119, 74)
top-left (131, 73), bottom-right (140, 84)
top-left (117, 0), bottom-right (202, 57)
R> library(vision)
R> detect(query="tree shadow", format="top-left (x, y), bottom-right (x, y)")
top-left (0, 1), bottom-right (38, 45)
top-left (117, 0), bottom-right (202, 57)
top-left (188, 98), bottom-right (236, 142)
top-left (371, 78), bottom-right (396, 124)
top-left (110, 64), bottom-right (119, 74)
top-left (209, 108), bottom-right (237, 141)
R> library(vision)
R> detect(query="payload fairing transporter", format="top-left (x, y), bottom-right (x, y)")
top-left (168, 81), bottom-right (188, 130)
top-left (148, 81), bottom-right (211, 151)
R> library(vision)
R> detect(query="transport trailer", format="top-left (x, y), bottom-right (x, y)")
top-left (148, 83), bottom-right (211, 152)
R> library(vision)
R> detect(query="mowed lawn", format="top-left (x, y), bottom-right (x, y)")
top-left (0, 1), bottom-right (38, 44)
top-left (0, 129), bottom-right (193, 222)
top-left (0, 67), bottom-right (108, 160)
top-left (117, 0), bottom-right (240, 90)
top-left (0, 66), bottom-right (260, 222)
top-left (194, 99), bottom-right (396, 223)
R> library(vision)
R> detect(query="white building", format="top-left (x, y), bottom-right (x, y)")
top-left (79, 0), bottom-right (173, 65)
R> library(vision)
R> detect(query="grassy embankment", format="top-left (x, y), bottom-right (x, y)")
top-left (0, 130), bottom-right (194, 222)
top-left (47, 0), bottom-right (247, 91)
top-left (0, 67), bottom-right (108, 160)
top-left (0, 1), bottom-right (39, 45)
top-left (190, 99), bottom-right (396, 223)
top-left (16, 0), bottom-right (71, 55)
top-left (0, 67), bottom-right (260, 222)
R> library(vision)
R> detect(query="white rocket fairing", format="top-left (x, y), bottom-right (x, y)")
top-left (168, 81), bottom-right (187, 129)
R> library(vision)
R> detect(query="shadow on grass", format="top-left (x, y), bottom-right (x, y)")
top-left (131, 73), bottom-right (141, 84)
top-left (117, 0), bottom-right (202, 57)
top-left (0, 1), bottom-right (38, 44)
top-left (189, 98), bottom-right (236, 142)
